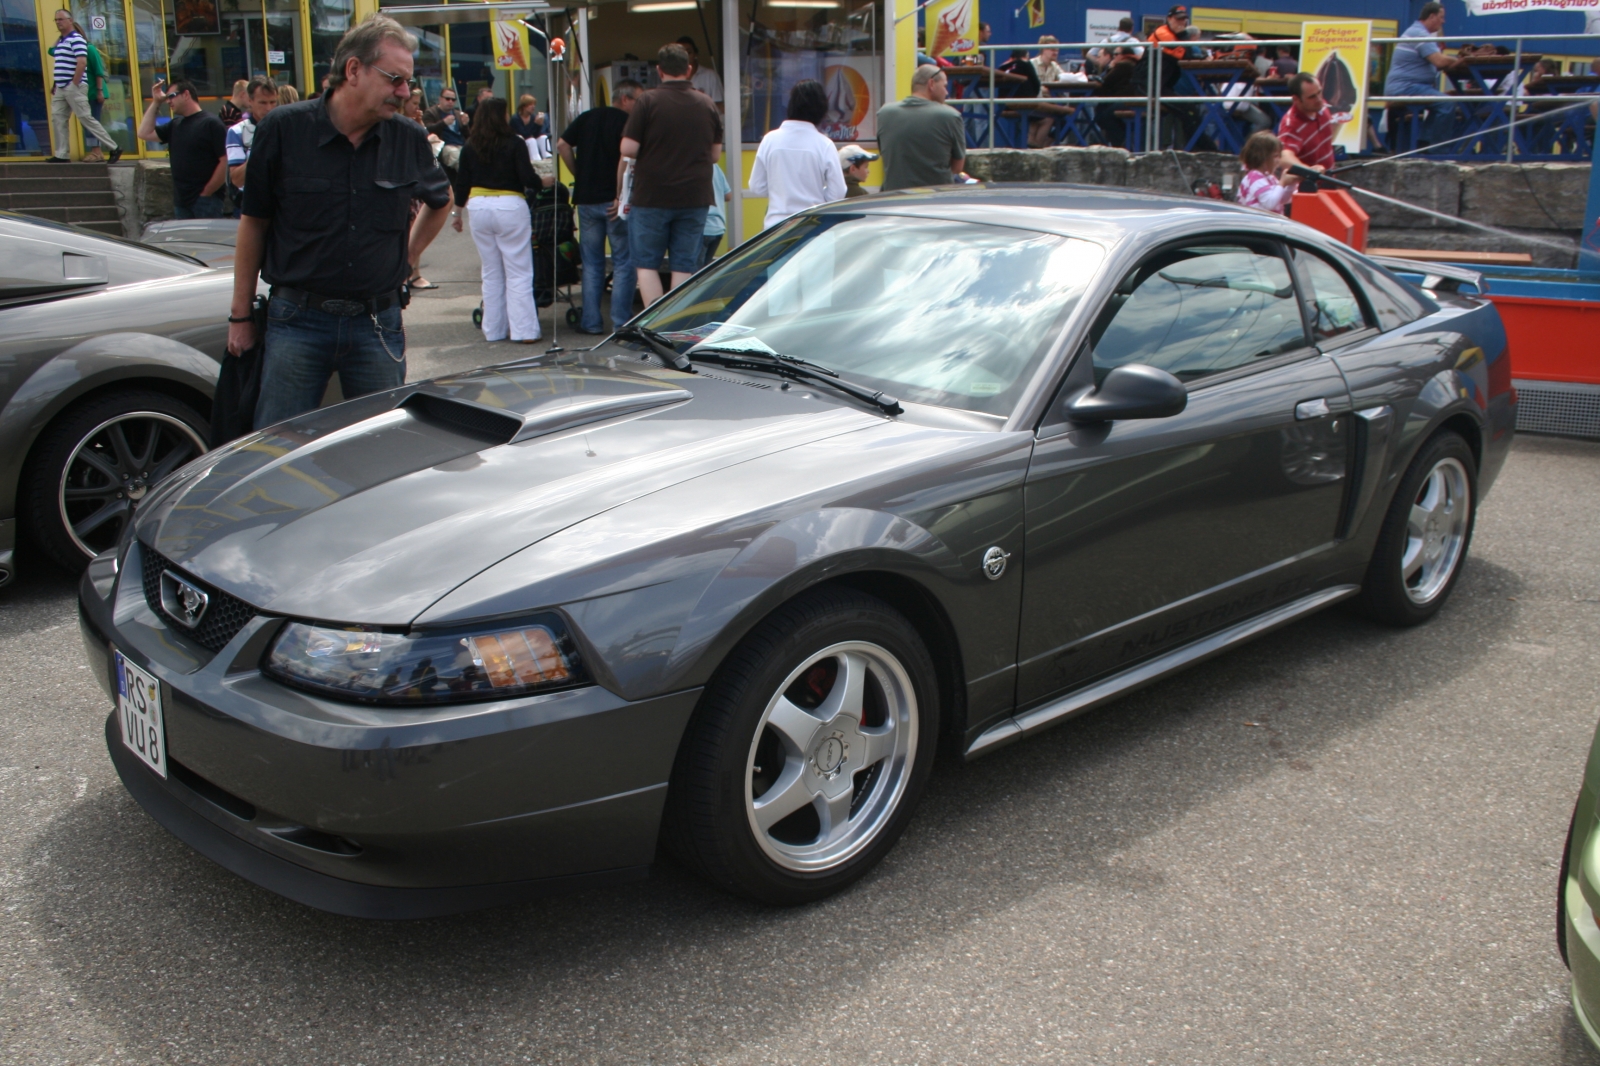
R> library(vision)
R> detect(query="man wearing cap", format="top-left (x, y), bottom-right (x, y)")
top-left (838, 145), bottom-right (876, 198)
top-left (1149, 6), bottom-right (1190, 60)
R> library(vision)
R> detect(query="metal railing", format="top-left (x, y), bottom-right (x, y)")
top-left (941, 31), bottom-right (1599, 160)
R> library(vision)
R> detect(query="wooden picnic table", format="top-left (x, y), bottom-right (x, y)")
top-left (1179, 58), bottom-right (1259, 75)
top-left (1534, 75), bottom-right (1600, 94)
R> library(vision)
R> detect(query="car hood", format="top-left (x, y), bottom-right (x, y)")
top-left (138, 359), bottom-right (882, 624)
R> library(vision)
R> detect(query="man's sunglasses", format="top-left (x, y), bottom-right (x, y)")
top-left (367, 63), bottom-right (415, 89)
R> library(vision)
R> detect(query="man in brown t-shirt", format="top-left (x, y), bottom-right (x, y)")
top-left (617, 43), bottom-right (723, 303)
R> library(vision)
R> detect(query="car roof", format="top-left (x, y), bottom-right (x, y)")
top-left (810, 183), bottom-right (1301, 246)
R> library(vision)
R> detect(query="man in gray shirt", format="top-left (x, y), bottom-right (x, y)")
top-left (876, 65), bottom-right (965, 191)
top-left (1383, 1), bottom-right (1459, 149)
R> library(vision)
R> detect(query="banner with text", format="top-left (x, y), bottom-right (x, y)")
top-left (1464, 0), bottom-right (1598, 15)
top-left (1299, 20), bottom-right (1371, 153)
top-left (493, 19), bottom-right (531, 70)
top-left (928, 0), bottom-right (980, 58)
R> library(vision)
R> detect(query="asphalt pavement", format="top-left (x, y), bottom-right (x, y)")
top-left (2, 231), bottom-right (1599, 1063)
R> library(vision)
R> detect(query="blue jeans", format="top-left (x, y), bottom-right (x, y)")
top-left (578, 202), bottom-right (636, 332)
top-left (255, 297), bottom-right (406, 428)
top-left (628, 205), bottom-right (710, 272)
top-left (173, 195), bottom-right (223, 220)
top-left (1386, 82), bottom-right (1458, 147)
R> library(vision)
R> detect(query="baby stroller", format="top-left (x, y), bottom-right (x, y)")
top-left (469, 181), bottom-right (583, 331)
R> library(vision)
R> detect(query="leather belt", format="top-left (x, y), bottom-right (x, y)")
top-left (270, 286), bottom-right (404, 316)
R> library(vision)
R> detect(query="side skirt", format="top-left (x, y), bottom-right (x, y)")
top-left (966, 584), bottom-right (1360, 759)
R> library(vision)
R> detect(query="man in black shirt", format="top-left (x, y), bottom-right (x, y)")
top-left (230, 14), bottom-right (451, 429)
top-left (556, 79), bottom-right (641, 334)
top-left (136, 78), bottom-right (227, 218)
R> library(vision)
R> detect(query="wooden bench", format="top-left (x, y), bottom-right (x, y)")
top-left (1366, 247), bottom-right (1535, 267)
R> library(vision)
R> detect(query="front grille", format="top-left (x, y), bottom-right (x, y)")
top-left (139, 544), bottom-right (260, 654)
top-left (1513, 379), bottom-right (1600, 441)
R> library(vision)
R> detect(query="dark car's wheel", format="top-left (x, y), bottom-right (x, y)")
top-left (1357, 431), bottom-right (1476, 626)
top-left (665, 587), bottom-right (940, 904)
top-left (1561, 800), bottom-right (1578, 968)
top-left (22, 390), bottom-right (209, 572)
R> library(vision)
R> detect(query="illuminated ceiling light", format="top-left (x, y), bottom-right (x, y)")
top-left (767, 0), bottom-right (843, 5)
top-left (627, 0), bottom-right (701, 9)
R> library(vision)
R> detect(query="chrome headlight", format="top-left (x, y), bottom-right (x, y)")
top-left (264, 614), bottom-right (586, 704)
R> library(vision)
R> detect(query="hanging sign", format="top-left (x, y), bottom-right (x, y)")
top-left (1027, 0), bottom-right (1045, 29)
top-left (1464, 0), bottom-right (1598, 13)
top-left (89, 14), bottom-right (107, 30)
top-left (1299, 20), bottom-right (1371, 154)
top-left (266, 49), bottom-right (285, 64)
top-left (492, 19), bottom-right (531, 70)
top-left (1086, 9), bottom-right (1128, 42)
top-left (927, 0), bottom-right (980, 58)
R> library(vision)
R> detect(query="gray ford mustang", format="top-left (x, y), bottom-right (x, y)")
top-left (0, 212), bottom-right (232, 587)
top-left (78, 186), bottom-right (1515, 918)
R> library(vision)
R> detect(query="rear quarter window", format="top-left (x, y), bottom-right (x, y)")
top-left (1342, 253), bottom-right (1438, 331)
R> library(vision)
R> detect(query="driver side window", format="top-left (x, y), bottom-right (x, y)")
top-left (1090, 244), bottom-right (1309, 384)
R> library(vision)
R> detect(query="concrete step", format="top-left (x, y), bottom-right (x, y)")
top-left (0, 190), bottom-right (117, 210)
top-left (0, 175), bottom-right (115, 193)
top-left (0, 161), bottom-right (111, 180)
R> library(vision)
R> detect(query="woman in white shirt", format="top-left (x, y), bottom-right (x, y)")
top-left (748, 80), bottom-right (847, 231)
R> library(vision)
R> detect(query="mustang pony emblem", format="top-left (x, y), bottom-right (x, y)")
top-left (159, 571), bottom-right (210, 629)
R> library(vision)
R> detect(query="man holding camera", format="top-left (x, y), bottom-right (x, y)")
top-left (227, 15), bottom-right (451, 428)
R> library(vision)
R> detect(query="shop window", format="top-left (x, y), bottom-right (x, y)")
top-left (741, 5), bottom-right (880, 144)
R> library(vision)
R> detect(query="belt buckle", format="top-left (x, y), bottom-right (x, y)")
top-left (321, 298), bottom-right (367, 316)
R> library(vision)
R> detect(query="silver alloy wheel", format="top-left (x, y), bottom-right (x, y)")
top-left (57, 411), bottom-right (207, 560)
top-left (745, 641), bottom-right (918, 873)
top-left (1401, 455), bottom-right (1470, 605)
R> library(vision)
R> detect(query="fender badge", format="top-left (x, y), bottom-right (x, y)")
top-left (982, 546), bottom-right (1011, 581)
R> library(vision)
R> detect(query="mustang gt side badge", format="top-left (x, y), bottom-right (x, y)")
top-left (982, 546), bottom-right (1011, 581)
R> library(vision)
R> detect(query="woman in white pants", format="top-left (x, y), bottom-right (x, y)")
top-left (449, 98), bottom-right (544, 343)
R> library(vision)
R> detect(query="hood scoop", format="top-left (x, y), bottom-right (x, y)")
top-left (402, 364), bottom-right (691, 446)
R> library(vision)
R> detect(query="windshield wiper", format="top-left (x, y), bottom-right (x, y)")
top-left (614, 325), bottom-right (694, 372)
top-left (689, 346), bottom-right (902, 416)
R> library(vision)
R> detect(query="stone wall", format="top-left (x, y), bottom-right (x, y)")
top-left (106, 160), bottom-right (175, 238)
top-left (963, 148), bottom-right (1590, 268)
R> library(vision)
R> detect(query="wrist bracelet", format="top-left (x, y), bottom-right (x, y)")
top-left (227, 315), bottom-right (252, 323)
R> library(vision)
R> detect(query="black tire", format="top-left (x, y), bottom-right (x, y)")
top-left (664, 587), bottom-right (940, 904)
top-left (1561, 800), bottom-right (1577, 969)
top-left (21, 390), bottom-right (209, 573)
top-left (565, 307), bottom-right (581, 327)
top-left (1356, 431), bottom-right (1477, 626)
top-left (471, 306), bottom-right (483, 328)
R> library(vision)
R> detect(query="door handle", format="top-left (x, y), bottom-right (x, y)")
top-left (1295, 398), bottom-right (1331, 420)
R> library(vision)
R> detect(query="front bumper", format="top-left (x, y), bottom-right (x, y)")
top-left (82, 541), bottom-right (701, 919)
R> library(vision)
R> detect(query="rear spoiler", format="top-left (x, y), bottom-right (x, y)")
top-left (1367, 255), bottom-right (1485, 295)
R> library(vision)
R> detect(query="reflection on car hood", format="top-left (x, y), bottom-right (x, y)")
top-left (140, 359), bottom-right (881, 625)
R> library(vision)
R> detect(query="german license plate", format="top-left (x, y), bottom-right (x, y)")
top-left (115, 650), bottom-right (167, 778)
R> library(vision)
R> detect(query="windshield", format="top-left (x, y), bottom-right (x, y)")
top-left (636, 214), bottom-right (1104, 417)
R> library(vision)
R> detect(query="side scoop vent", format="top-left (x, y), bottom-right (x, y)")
top-left (402, 392), bottom-right (522, 445)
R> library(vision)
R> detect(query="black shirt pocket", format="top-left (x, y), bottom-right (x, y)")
top-left (369, 178), bottom-right (417, 232)
top-left (281, 176), bottom-right (337, 230)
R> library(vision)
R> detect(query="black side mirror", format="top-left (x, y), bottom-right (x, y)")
top-left (1063, 363), bottom-right (1187, 422)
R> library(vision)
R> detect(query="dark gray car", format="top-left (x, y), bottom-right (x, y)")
top-left (0, 211), bottom-right (232, 586)
top-left (78, 187), bottom-right (1516, 918)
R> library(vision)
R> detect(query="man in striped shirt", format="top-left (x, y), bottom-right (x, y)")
top-left (1275, 72), bottom-right (1342, 173)
top-left (48, 9), bottom-right (119, 163)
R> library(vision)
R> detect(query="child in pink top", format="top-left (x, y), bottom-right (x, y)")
top-left (1237, 131), bottom-right (1299, 214)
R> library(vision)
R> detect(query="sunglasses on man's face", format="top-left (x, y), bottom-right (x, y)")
top-left (367, 63), bottom-right (413, 89)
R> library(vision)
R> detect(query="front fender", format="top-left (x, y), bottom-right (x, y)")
top-left (0, 332), bottom-right (219, 517)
